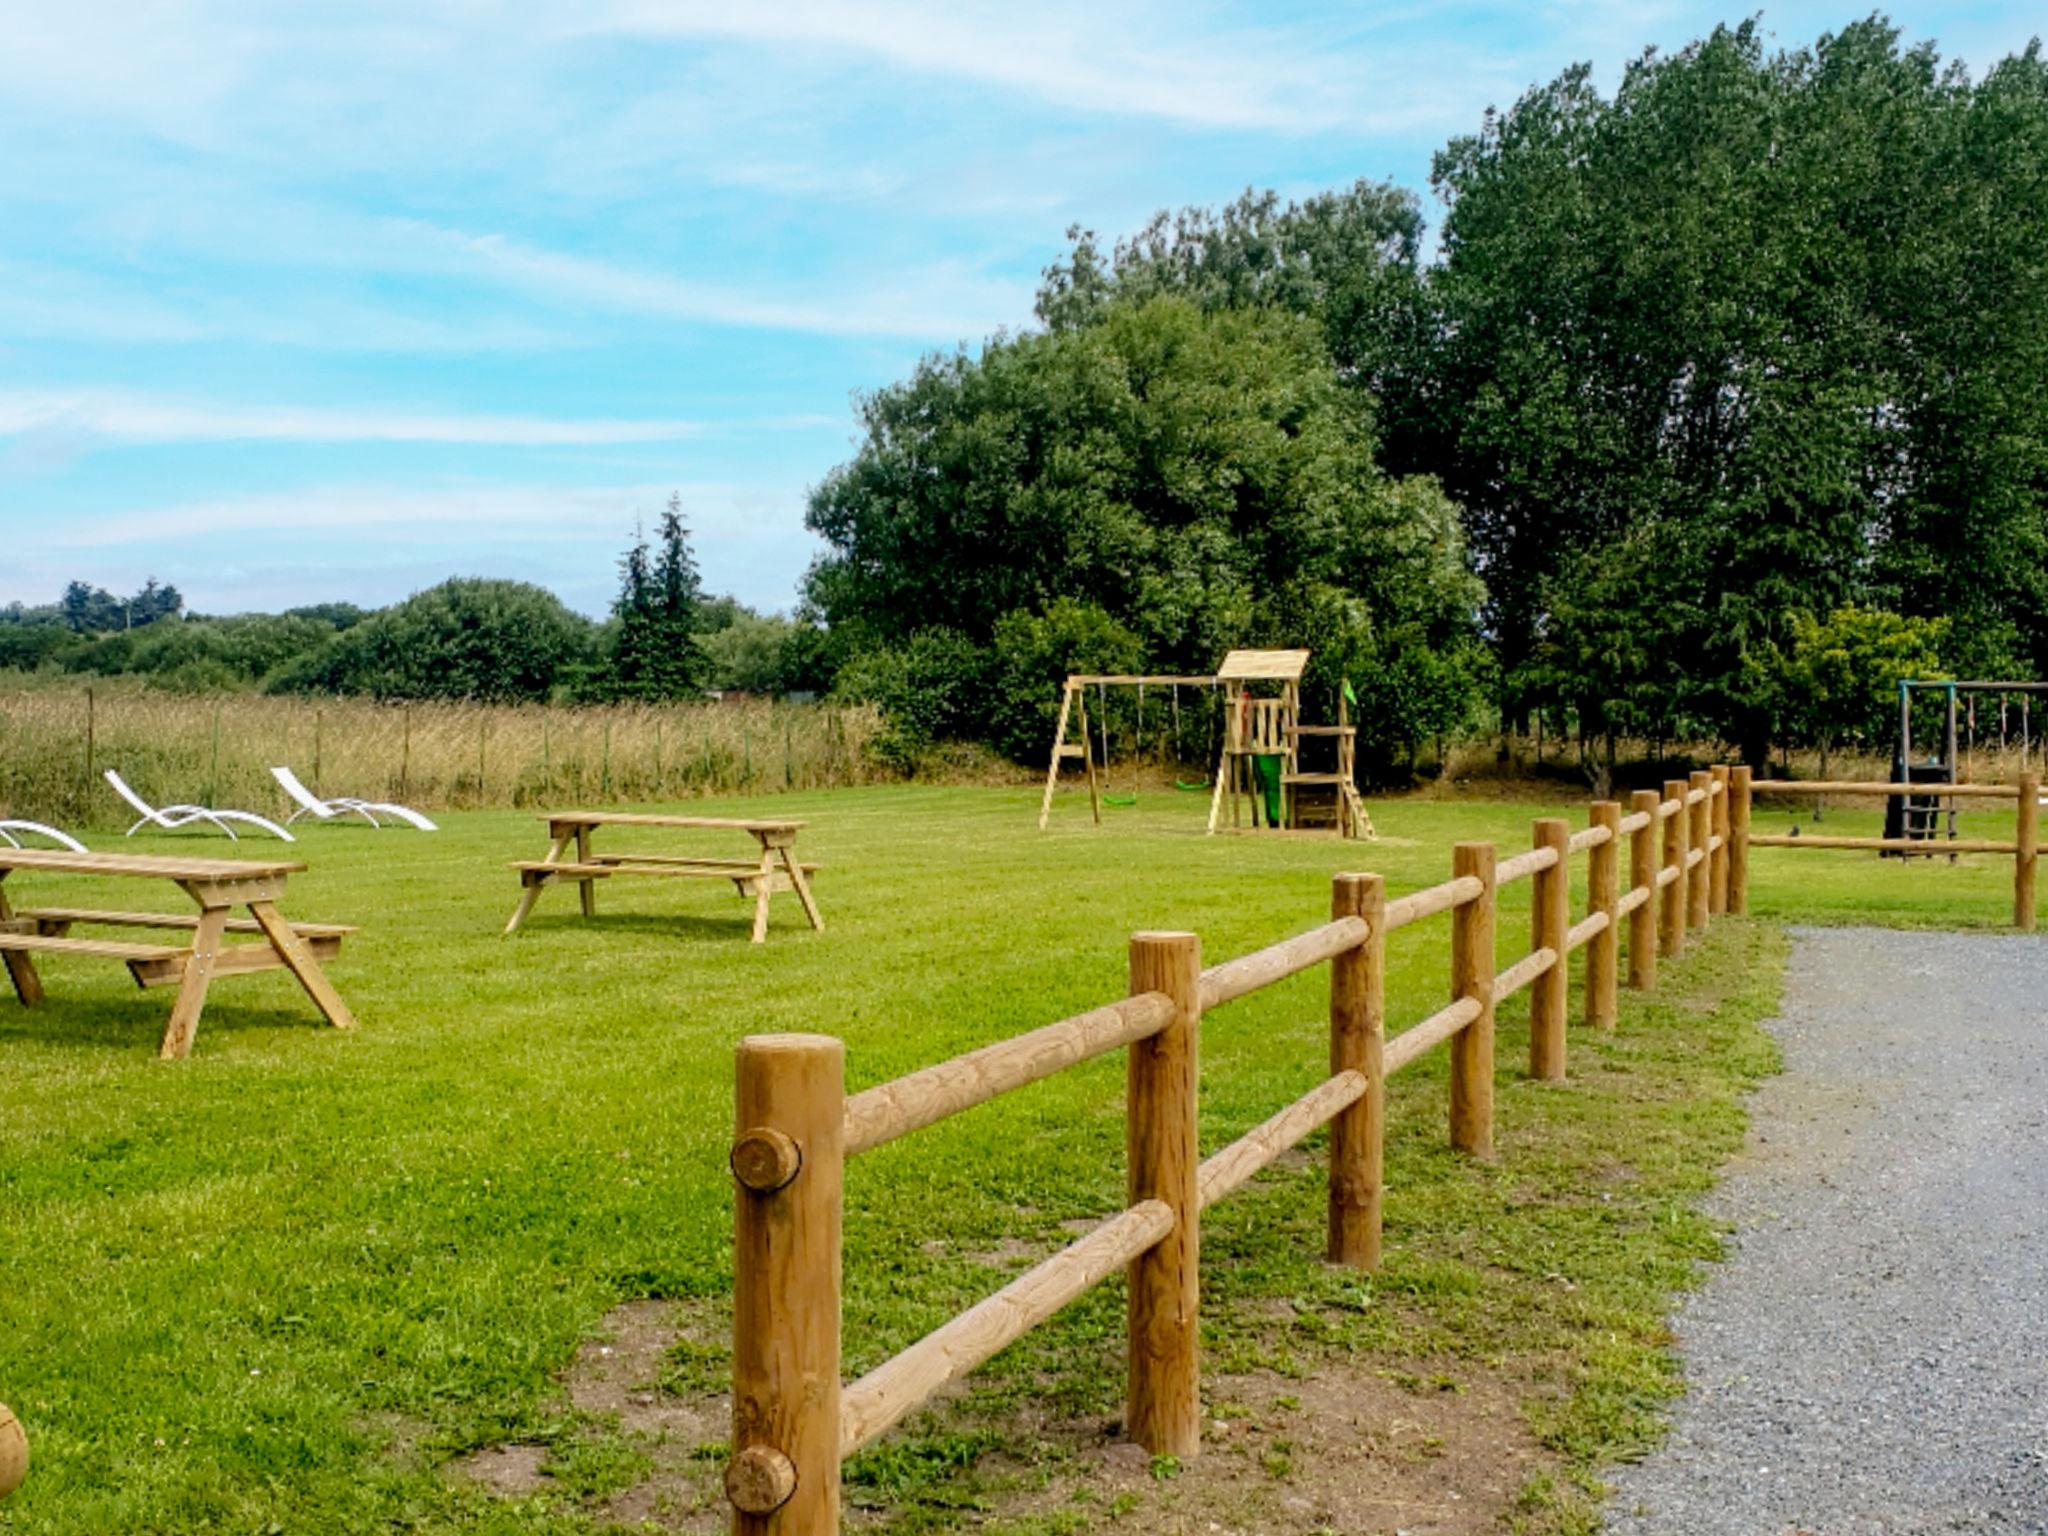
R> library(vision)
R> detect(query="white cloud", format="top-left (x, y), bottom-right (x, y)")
top-left (0, 390), bottom-right (712, 447)
top-left (447, 230), bottom-right (1030, 341)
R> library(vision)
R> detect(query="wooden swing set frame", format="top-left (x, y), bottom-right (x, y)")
top-left (1038, 651), bottom-right (1373, 839)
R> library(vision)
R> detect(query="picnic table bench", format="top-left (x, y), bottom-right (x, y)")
top-left (0, 848), bottom-right (358, 1059)
top-left (505, 813), bottom-right (824, 944)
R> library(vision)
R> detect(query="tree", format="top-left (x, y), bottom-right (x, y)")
top-left (269, 579), bottom-right (593, 701)
top-left (1382, 20), bottom-right (2048, 747)
top-left (1776, 607), bottom-right (1949, 779)
top-left (609, 495), bottom-right (710, 700)
top-left (804, 295), bottom-right (1487, 766)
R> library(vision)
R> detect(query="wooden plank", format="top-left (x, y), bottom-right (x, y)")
top-left (130, 935), bottom-right (344, 987)
top-left (575, 827), bottom-right (596, 918)
top-left (1215, 649), bottom-right (1310, 682)
top-left (778, 846), bottom-right (825, 933)
top-left (1747, 835), bottom-right (2017, 852)
top-left (539, 812), bottom-right (806, 831)
top-left (178, 877), bottom-right (287, 910)
top-left (505, 832), bottom-right (572, 934)
top-left (748, 846), bottom-right (774, 943)
top-left (838, 1200), bottom-right (1172, 1459)
top-left (0, 881), bottom-right (44, 1007)
top-left (246, 902), bottom-right (358, 1032)
top-left (16, 907), bottom-right (354, 938)
top-left (158, 906), bottom-right (228, 1060)
top-left (1382, 875), bottom-right (1484, 932)
top-left (1749, 780), bottom-right (2019, 798)
top-left (1383, 995), bottom-right (1482, 1076)
top-left (0, 849), bottom-right (304, 880)
top-left (1197, 1071), bottom-right (1368, 1209)
top-left (0, 933), bottom-right (188, 962)
top-left (1197, 916), bottom-right (1368, 1010)
top-left (842, 992), bottom-right (1175, 1157)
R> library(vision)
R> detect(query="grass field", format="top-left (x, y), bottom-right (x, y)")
top-left (0, 784), bottom-right (2030, 1534)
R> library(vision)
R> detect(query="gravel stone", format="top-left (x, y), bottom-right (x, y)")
top-left (1606, 927), bottom-right (2048, 1535)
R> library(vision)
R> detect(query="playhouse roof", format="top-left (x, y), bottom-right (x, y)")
top-left (1216, 648), bottom-right (1310, 683)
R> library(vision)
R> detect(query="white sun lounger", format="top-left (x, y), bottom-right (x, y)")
top-left (0, 819), bottom-right (88, 852)
top-left (104, 769), bottom-right (295, 842)
top-left (270, 766), bottom-right (436, 830)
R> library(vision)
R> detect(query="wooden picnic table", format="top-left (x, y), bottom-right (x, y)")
top-left (504, 813), bottom-right (824, 944)
top-left (0, 848), bottom-right (358, 1060)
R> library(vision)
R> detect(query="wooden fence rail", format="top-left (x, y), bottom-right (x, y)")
top-left (727, 765), bottom-right (2041, 1532)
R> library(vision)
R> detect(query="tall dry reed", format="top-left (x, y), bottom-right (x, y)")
top-left (0, 687), bottom-right (889, 828)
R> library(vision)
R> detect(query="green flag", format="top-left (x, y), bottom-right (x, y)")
top-left (1342, 677), bottom-right (1357, 707)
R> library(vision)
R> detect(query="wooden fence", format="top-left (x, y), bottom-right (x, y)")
top-left (1749, 776), bottom-right (2039, 929)
top-left (724, 766), bottom-right (2041, 1532)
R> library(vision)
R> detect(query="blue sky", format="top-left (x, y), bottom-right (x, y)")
top-left (4, 2), bottom-right (2039, 619)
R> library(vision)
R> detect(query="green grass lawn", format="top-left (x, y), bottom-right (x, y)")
top-left (0, 784), bottom-right (2030, 1534)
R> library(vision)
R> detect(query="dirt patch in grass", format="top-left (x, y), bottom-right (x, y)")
top-left (445, 1295), bottom-right (1550, 1535)
top-left (445, 1441), bottom-right (552, 1497)
top-left (440, 1297), bottom-right (730, 1529)
top-left (985, 1357), bottom-right (1551, 1536)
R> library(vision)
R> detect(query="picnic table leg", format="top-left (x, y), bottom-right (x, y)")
top-left (505, 834), bottom-right (571, 934)
top-left (748, 847), bottom-right (775, 944)
top-left (159, 906), bottom-right (229, 1060)
top-left (247, 901), bottom-right (357, 1032)
top-left (576, 828), bottom-right (597, 917)
top-left (778, 846), bottom-right (824, 933)
top-left (0, 883), bottom-right (43, 1007)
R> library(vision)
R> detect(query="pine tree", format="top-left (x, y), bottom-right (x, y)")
top-left (608, 495), bottom-right (709, 699)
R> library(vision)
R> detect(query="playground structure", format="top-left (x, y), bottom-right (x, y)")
top-left (1885, 680), bottom-right (2048, 849)
top-left (1037, 649), bottom-right (1372, 839)
top-left (1037, 672), bottom-right (1219, 829)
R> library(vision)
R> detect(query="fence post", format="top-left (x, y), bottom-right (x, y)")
top-left (730, 1034), bottom-right (845, 1535)
top-left (1709, 765), bottom-right (1731, 915)
top-left (1629, 789), bottom-right (1659, 991)
top-left (1529, 819), bottom-right (1570, 1081)
top-left (1449, 842), bottom-right (1497, 1159)
top-left (1328, 874), bottom-right (1384, 1269)
top-left (2018, 773), bottom-right (2039, 933)
top-left (1587, 801), bottom-right (1620, 1029)
top-left (1126, 931), bottom-right (1201, 1457)
top-left (1687, 770), bottom-right (1711, 931)
top-left (1729, 766), bottom-right (1752, 916)
top-left (0, 1400), bottom-right (23, 1501)
top-left (1661, 780), bottom-right (1689, 957)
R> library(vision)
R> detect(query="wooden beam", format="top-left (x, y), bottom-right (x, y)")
top-left (1448, 842), bottom-right (1496, 1159)
top-left (1327, 873), bottom-right (1383, 1269)
top-left (1125, 932), bottom-right (1201, 1458)
top-left (729, 1034), bottom-right (844, 1534)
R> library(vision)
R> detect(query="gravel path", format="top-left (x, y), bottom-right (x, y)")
top-left (1606, 927), bottom-right (2048, 1536)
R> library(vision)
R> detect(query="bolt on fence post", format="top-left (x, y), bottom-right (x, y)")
top-left (1126, 931), bottom-right (1202, 1457)
top-left (1709, 766), bottom-right (1732, 914)
top-left (2017, 773), bottom-right (2039, 932)
top-left (1629, 790), bottom-right (1660, 990)
top-left (1528, 818), bottom-right (1571, 1081)
top-left (1328, 874), bottom-right (1384, 1269)
top-left (1661, 780), bottom-right (1689, 957)
top-left (1449, 842), bottom-right (1497, 1159)
top-left (1687, 770), bottom-right (1712, 931)
top-left (1587, 801), bottom-right (1620, 1029)
top-left (730, 1034), bottom-right (845, 1535)
top-left (1729, 766), bottom-right (1752, 915)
